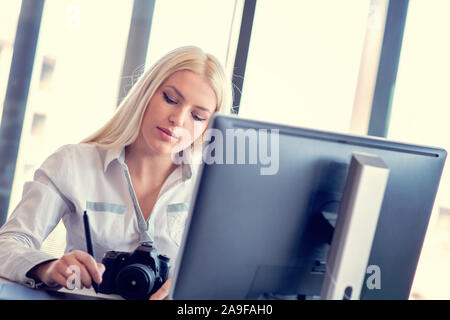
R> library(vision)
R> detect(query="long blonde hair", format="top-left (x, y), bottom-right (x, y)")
top-left (82, 46), bottom-right (232, 149)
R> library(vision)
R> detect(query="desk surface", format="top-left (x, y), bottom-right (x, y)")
top-left (0, 277), bottom-right (122, 300)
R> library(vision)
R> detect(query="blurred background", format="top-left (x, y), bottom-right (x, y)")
top-left (0, 0), bottom-right (448, 299)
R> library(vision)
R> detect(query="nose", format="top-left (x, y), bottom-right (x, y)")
top-left (168, 107), bottom-right (188, 127)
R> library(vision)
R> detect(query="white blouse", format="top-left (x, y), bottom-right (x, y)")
top-left (0, 143), bottom-right (198, 288)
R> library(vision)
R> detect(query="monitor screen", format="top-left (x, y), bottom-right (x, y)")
top-left (170, 114), bottom-right (446, 300)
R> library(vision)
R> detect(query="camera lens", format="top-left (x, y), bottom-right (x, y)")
top-left (115, 263), bottom-right (156, 300)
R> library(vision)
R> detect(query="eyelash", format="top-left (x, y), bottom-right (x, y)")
top-left (163, 92), bottom-right (177, 104)
top-left (192, 114), bottom-right (206, 122)
top-left (163, 92), bottom-right (206, 122)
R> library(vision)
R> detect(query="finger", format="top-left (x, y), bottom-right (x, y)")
top-left (62, 265), bottom-right (82, 289)
top-left (43, 260), bottom-right (70, 288)
top-left (149, 278), bottom-right (172, 300)
top-left (63, 255), bottom-right (93, 289)
top-left (73, 250), bottom-right (102, 284)
top-left (49, 270), bottom-right (70, 288)
top-left (77, 264), bottom-right (93, 289)
top-left (97, 263), bottom-right (105, 280)
top-left (52, 260), bottom-right (71, 276)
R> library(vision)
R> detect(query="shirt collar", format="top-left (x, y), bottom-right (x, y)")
top-left (103, 147), bottom-right (122, 172)
top-left (103, 146), bottom-right (194, 182)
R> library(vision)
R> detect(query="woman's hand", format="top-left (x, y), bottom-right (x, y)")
top-left (149, 278), bottom-right (172, 300)
top-left (28, 250), bottom-right (105, 290)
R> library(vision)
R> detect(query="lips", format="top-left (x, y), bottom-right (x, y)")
top-left (157, 127), bottom-right (179, 139)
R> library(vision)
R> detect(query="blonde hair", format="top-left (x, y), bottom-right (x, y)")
top-left (82, 46), bottom-right (232, 149)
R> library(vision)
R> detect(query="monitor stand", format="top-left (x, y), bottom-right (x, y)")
top-left (320, 152), bottom-right (390, 300)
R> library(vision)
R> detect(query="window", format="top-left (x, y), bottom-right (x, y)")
top-left (387, 0), bottom-right (450, 300)
top-left (146, 0), bottom-right (236, 68)
top-left (7, 0), bottom-right (134, 257)
top-left (238, 0), bottom-right (371, 133)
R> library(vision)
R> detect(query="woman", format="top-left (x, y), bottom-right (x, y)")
top-left (0, 46), bottom-right (233, 299)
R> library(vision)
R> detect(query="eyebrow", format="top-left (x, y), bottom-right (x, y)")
top-left (166, 85), bottom-right (212, 113)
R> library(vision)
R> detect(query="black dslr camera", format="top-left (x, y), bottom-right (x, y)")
top-left (98, 243), bottom-right (170, 300)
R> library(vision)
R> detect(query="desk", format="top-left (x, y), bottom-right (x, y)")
top-left (0, 277), bottom-right (122, 300)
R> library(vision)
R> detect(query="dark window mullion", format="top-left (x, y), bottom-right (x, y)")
top-left (0, 0), bottom-right (45, 227)
top-left (116, 0), bottom-right (155, 107)
top-left (231, 0), bottom-right (257, 114)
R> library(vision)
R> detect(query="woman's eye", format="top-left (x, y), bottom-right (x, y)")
top-left (163, 92), bottom-right (177, 104)
top-left (192, 113), bottom-right (206, 122)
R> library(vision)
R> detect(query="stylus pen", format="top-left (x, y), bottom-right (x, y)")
top-left (83, 210), bottom-right (98, 293)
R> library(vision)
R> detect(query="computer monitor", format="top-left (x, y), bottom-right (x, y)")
top-left (170, 114), bottom-right (446, 300)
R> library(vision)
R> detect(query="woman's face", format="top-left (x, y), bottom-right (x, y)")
top-left (137, 70), bottom-right (217, 157)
